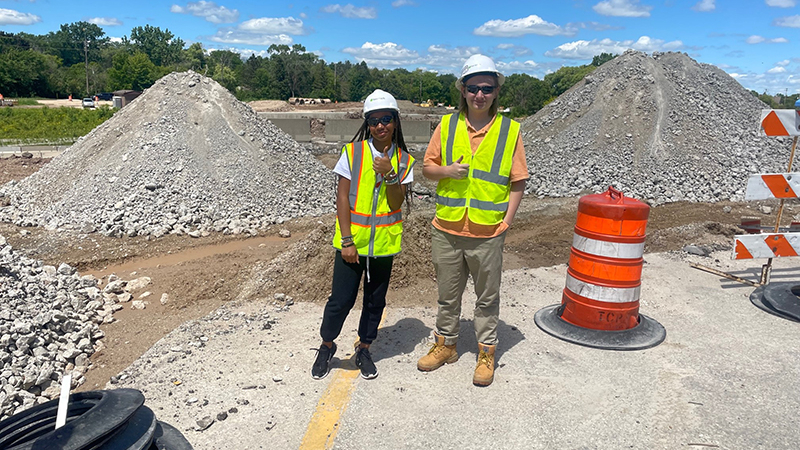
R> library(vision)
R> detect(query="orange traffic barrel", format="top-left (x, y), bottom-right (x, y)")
top-left (535, 187), bottom-right (666, 350)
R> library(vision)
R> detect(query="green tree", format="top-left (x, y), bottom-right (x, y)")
top-left (544, 64), bottom-right (596, 97)
top-left (499, 73), bottom-right (552, 117)
top-left (0, 48), bottom-right (59, 97)
top-left (46, 21), bottom-right (108, 67)
top-left (126, 25), bottom-right (185, 67)
top-left (591, 52), bottom-right (616, 67)
top-left (348, 61), bottom-right (371, 101)
top-left (183, 42), bottom-right (206, 72)
top-left (107, 52), bottom-right (158, 91)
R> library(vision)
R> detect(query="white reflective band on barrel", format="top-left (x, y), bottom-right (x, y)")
top-left (572, 234), bottom-right (644, 259)
top-left (565, 274), bottom-right (640, 303)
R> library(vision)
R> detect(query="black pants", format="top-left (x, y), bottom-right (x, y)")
top-left (320, 251), bottom-right (394, 345)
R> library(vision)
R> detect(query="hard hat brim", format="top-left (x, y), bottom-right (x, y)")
top-left (455, 72), bottom-right (505, 88)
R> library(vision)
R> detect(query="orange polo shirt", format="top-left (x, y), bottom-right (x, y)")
top-left (424, 115), bottom-right (529, 238)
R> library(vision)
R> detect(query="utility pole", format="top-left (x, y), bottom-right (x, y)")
top-left (84, 39), bottom-right (89, 97)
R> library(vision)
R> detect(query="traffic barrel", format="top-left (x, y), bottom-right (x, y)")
top-left (535, 187), bottom-right (666, 350)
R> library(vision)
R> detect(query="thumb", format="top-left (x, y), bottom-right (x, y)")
top-left (455, 156), bottom-right (463, 164)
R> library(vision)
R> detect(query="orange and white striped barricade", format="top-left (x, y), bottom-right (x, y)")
top-left (692, 110), bottom-right (800, 320)
top-left (759, 109), bottom-right (800, 137)
top-left (535, 187), bottom-right (666, 350)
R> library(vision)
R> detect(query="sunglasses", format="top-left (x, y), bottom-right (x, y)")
top-left (367, 115), bottom-right (394, 127)
top-left (465, 85), bottom-right (496, 95)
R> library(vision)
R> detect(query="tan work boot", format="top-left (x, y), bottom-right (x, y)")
top-left (473, 343), bottom-right (496, 386)
top-left (417, 332), bottom-right (458, 371)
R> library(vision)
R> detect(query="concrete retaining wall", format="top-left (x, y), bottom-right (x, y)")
top-left (260, 113), bottom-right (436, 144)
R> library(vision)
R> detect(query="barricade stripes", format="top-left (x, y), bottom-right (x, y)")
top-left (760, 109), bottom-right (800, 137)
top-left (733, 232), bottom-right (800, 259)
top-left (745, 173), bottom-right (800, 200)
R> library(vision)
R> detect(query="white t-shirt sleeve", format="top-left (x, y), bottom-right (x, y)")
top-left (333, 152), bottom-right (351, 180)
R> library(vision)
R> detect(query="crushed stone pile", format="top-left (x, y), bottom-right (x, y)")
top-left (0, 234), bottom-right (143, 419)
top-left (0, 71), bottom-right (335, 237)
top-left (523, 50), bottom-right (793, 205)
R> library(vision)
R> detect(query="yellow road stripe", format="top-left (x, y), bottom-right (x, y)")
top-left (299, 312), bottom-right (387, 450)
top-left (299, 367), bottom-right (360, 449)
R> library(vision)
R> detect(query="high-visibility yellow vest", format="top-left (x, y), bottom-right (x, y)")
top-left (436, 112), bottom-right (520, 225)
top-left (332, 140), bottom-right (415, 256)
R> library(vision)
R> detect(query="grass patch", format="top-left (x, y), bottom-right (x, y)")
top-left (0, 106), bottom-right (115, 145)
top-left (14, 98), bottom-right (41, 106)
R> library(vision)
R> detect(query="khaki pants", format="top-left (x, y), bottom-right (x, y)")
top-left (431, 226), bottom-right (505, 346)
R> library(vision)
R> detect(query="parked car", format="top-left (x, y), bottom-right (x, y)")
top-left (82, 98), bottom-right (95, 108)
top-left (94, 92), bottom-right (113, 101)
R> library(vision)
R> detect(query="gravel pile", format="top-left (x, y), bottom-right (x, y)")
top-left (0, 71), bottom-right (335, 237)
top-left (0, 235), bottom-right (128, 419)
top-left (523, 50), bottom-right (794, 204)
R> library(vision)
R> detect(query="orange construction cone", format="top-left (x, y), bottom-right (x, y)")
top-left (535, 186), bottom-right (665, 350)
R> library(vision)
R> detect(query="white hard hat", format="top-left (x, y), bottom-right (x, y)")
top-left (363, 89), bottom-right (399, 116)
top-left (456, 54), bottom-right (505, 88)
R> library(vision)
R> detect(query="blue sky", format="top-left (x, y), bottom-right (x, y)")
top-left (1, 0), bottom-right (799, 95)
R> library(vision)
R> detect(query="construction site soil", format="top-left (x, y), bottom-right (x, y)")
top-left (0, 155), bottom-right (792, 395)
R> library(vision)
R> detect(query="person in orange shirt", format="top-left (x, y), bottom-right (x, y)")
top-left (417, 55), bottom-right (528, 386)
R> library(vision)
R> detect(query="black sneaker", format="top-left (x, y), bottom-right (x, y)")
top-left (311, 342), bottom-right (336, 380)
top-left (355, 347), bottom-right (378, 380)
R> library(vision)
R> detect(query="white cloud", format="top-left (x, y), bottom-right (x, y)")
top-left (565, 21), bottom-right (621, 31)
top-left (692, 0), bottom-right (715, 12)
top-left (209, 16), bottom-right (309, 46)
top-left (87, 17), bottom-right (122, 26)
top-left (545, 36), bottom-right (682, 59)
top-left (170, 1), bottom-right (239, 24)
top-left (777, 60), bottom-right (791, 66)
top-left (238, 17), bottom-right (309, 35)
top-left (209, 31), bottom-right (293, 46)
top-left (109, 37), bottom-right (124, 43)
top-left (767, 66), bottom-right (787, 73)
top-left (773, 15), bottom-right (800, 27)
top-left (0, 8), bottom-right (41, 25)
top-left (320, 4), bottom-right (377, 19)
top-left (592, 0), bottom-right (653, 17)
top-left (473, 15), bottom-right (573, 37)
top-left (497, 60), bottom-right (539, 74)
top-left (342, 42), bottom-right (419, 66)
top-left (746, 35), bottom-right (788, 44)
top-left (495, 43), bottom-right (533, 56)
top-left (300, 12), bottom-right (308, 19)
top-left (391, 0), bottom-right (416, 6)
top-left (765, 0), bottom-right (796, 7)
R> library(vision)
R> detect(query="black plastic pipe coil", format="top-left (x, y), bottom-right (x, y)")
top-left (0, 389), bottom-right (193, 450)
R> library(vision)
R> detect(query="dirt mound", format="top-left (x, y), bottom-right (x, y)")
top-left (237, 208), bottom-right (435, 303)
top-left (522, 50), bottom-right (792, 204)
top-left (0, 71), bottom-right (335, 237)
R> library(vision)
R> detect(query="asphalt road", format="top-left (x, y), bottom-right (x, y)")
top-left (109, 251), bottom-right (800, 450)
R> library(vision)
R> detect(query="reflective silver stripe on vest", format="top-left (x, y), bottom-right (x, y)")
top-left (471, 115), bottom-right (511, 186)
top-left (444, 113), bottom-right (459, 166)
top-left (348, 142), bottom-right (362, 208)
top-left (436, 196), bottom-right (467, 207)
top-left (565, 274), bottom-right (640, 303)
top-left (572, 234), bottom-right (645, 259)
top-left (469, 199), bottom-right (508, 211)
top-left (350, 211), bottom-right (402, 227)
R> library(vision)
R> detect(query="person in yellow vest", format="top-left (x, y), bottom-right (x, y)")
top-left (417, 54), bottom-right (529, 386)
top-left (312, 89), bottom-right (416, 380)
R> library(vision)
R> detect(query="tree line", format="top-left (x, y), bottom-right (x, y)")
top-left (0, 23), bottom-right (620, 117)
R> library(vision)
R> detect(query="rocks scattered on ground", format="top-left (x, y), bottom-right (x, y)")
top-left (522, 50), bottom-right (791, 205)
top-left (0, 234), bottom-right (171, 420)
top-left (0, 71), bottom-right (335, 237)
